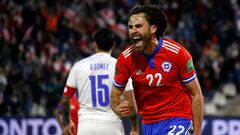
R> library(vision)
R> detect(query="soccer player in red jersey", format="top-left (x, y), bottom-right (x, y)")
top-left (110, 4), bottom-right (204, 135)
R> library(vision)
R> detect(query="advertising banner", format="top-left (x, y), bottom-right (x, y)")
top-left (0, 116), bottom-right (239, 135)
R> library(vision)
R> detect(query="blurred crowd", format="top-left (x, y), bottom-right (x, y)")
top-left (0, 0), bottom-right (239, 117)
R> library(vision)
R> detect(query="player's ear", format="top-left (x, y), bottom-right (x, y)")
top-left (113, 41), bottom-right (116, 49)
top-left (109, 41), bottom-right (116, 52)
top-left (151, 25), bottom-right (157, 33)
top-left (93, 41), bottom-right (99, 52)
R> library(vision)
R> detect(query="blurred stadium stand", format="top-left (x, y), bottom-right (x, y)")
top-left (0, 0), bottom-right (239, 122)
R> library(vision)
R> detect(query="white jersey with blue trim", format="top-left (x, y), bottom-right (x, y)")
top-left (66, 53), bottom-right (133, 122)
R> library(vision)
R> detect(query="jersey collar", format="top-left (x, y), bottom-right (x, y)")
top-left (142, 38), bottom-right (163, 68)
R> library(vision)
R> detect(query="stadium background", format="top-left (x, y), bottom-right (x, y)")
top-left (0, 0), bottom-right (239, 134)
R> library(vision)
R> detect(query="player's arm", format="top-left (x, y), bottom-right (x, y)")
top-left (54, 104), bottom-right (64, 130)
top-left (112, 55), bottom-right (138, 134)
top-left (58, 63), bottom-right (77, 135)
top-left (111, 58), bottom-right (133, 117)
top-left (59, 85), bottom-right (77, 135)
top-left (185, 78), bottom-right (204, 135)
top-left (111, 87), bottom-right (139, 134)
top-left (111, 77), bottom-right (136, 116)
top-left (60, 95), bottom-right (75, 135)
top-left (110, 86), bottom-right (129, 117)
top-left (60, 95), bottom-right (71, 125)
top-left (123, 90), bottom-right (136, 115)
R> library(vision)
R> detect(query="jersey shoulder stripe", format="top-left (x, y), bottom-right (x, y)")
top-left (122, 45), bottom-right (134, 58)
top-left (113, 80), bottom-right (126, 88)
top-left (182, 73), bottom-right (196, 83)
top-left (162, 40), bottom-right (181, 54)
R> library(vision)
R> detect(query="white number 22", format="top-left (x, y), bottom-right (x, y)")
top-left (168, 125), bottom-right (185, 135)
top-left (146, 73), bottom-right (162, 86)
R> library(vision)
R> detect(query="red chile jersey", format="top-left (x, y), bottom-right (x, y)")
top-left (114, 38), bottom-right (196, 124)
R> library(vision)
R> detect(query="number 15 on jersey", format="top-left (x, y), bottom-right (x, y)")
top-left (89, 75), bottom-right (110, 107)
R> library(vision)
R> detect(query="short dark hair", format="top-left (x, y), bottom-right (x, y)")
top-left (128, 4), bottom-right (167, 39)
top-left (92, 28), bottom-right (115, 51)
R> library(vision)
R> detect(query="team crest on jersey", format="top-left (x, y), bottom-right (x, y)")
top-left (161, 61), bottom-right (172, 72)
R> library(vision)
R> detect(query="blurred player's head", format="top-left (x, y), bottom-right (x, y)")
top-left (92, 28), bottom-right (116, 52)
top-left (128, 4), bottom-right (167, 51)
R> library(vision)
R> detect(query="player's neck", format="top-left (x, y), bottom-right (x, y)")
top-left (95, 50), bottom-right (111, 55)
top-left (143, 38), bottom-right (158, 55)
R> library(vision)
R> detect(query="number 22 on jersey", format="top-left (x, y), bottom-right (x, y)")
top-left (146, 73), bottom-right (162, 87)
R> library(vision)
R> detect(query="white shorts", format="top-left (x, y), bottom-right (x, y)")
top-left (77, 119), bottom-right (125, 135)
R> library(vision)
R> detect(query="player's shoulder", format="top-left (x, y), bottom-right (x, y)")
top-left (75, 56), bottom-right (90, 64)
top-left (108, 55), bottom-right (117, 63)
top-left (73, 54), bottom-right (117, 69)
top-left (71, 55), bottom-right (93, 69)
top-left (119, 44), bottom-right (135, 59)
top-left (162, 38), bottom-right (188, 55)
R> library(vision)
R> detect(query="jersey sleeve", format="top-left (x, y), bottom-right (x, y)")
top-left (178, 47), bottom-right (196, 84)
top-left (113, 54), bottom-right (131, 90)
top-left (63, 64), bottom-right (77, 97)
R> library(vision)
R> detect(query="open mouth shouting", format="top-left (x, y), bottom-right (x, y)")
top-left (131, 36), bottom-right (143, 47)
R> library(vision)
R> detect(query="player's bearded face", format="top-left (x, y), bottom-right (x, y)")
top-left (128, 13), bottom-right (151, 51)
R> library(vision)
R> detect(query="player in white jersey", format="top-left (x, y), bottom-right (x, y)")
top-left (60, 28), bottom-right (138, 135)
